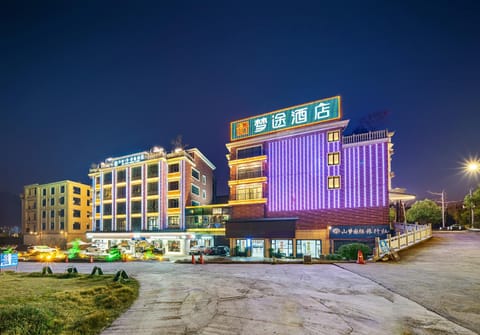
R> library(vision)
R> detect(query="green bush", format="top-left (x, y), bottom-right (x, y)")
top-left (325, 254), bottom-right (343, 260)
top-left (338, 243), bottom-right (371, 260)
top-left (0, 305), bottom-right (60, 335)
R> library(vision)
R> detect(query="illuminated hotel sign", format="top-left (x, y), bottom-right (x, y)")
top-left (113, 154), bottom-right (146, 167)
top-left (231, 96), bottom-right (341, 141)
top-left (329, 225), bottom-right (390, 239)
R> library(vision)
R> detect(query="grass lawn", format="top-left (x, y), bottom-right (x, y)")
top-left (0, 269), bottom-right (139, 335)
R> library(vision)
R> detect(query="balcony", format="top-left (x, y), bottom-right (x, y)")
top-left (237, 169), bottom-right (263, 180)
top-left (342, 130), bottom-right (390, 145)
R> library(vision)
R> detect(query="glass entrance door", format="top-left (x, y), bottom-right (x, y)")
top-left (251, 239), bottom-right (264, 257)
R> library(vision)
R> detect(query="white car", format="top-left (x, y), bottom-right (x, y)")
top-left (189, 246), bottom-right (208, 255)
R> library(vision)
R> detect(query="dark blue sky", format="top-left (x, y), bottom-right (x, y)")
top-left (1, 1), bottom-right (479, 226)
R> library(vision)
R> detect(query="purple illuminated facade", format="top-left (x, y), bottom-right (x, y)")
top-left (226, 96), bottom-right (394, 257)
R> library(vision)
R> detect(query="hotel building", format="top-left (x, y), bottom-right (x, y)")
top-left (87, 146), bottom-right (216, 255)
top-left (226, 96), bottom-right (394, 257)
top-left (21, 180), bottom-right (92, 248)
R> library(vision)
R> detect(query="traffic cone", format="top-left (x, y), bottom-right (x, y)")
top-left (90, 255), bottom-right (94, 263)
top-left (199, 253), bottom-right (204, 264)
top-left (191, 254), bottom-right (196, 264)
top-left (65, 256), bottom-right (68, 263)
top-left (356, 250), bottom-right (365, 264)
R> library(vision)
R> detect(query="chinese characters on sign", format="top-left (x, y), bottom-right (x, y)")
top-left (231, 96), bottom-right (341, 140)
top-left (113, 154), bottom-right (146, 167)
top-left (329, 225), bottom-right (390, 239)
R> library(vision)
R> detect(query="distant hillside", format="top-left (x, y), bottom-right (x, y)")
top-left (0, 192), bottom-right (21, 227)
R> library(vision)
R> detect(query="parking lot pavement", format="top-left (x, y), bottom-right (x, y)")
top-left (14, 258), bottom-right (477, 335)
top-left (338, 231), bottom-right (480, 334)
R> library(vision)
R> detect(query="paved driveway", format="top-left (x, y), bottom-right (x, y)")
top-left (15, 231), bottom-right (479, 335)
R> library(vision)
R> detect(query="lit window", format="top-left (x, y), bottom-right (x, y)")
top-left (328, 176), bottom-right (341, 189)
top-left (168, 198), bottom-right (179, 208)
top-left (168, 164), bottom-right (179, 173)
top-left (327, 130), bottom-right (340, 142)
top-left (328, 152), bottom-right (340, 165)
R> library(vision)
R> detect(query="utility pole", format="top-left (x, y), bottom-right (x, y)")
top-left (470, 189), bottom-right (475, 229)
top-left (428, 190), bottom-right (445, 229)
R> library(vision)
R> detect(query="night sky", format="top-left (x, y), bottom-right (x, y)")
top-left (1, 1), bottom-right (479, 227)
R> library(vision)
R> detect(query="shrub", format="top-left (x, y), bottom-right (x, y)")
top-left (0, 305), bottom-right (60, 335)
top-left (338, 243), bottom-right (372, 260)
top-left (325, 254), bottom-right (343, 260)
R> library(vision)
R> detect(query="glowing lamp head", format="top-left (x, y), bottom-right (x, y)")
top-left (464, 158), bottom-right (480, 177)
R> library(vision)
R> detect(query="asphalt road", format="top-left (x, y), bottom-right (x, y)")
top-left (12, 231), bottom-right (479, 335)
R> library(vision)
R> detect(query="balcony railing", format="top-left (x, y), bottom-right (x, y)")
top-left (230, 191), bottom-right (263, 201)
top-left (342, 130), bottom-right (389, 145)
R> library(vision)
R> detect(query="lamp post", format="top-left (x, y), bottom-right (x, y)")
top-left (464, 159), bottom-right (480, 229)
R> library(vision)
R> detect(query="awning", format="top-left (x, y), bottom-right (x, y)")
top-left (226, 217), bottom-right (297, 238)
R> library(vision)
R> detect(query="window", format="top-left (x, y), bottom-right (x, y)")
top-left (327, 130), bottom-right (340, 142)
top-left (42, 189), bottom-right (46, 196)
top-left (59, 197), bottom-right (65, 205)
top-left (96, 205), bottom-right (101, 213)
top-left (237, 165), bottom-right (262, 179)
top-left (168, 198), bottom-right (179, 208)
top-left (202, 175), bottom-right (207, 185)
top-left (51, 187), bottom-right (55, 195)
top-left (50, 222), bottom-right (55, 230)
top-left (147, 217), bottom-right (159, 231)
top-left (42, 222), bottom-right (46, 230)
top-left (168, 163), bottom-right (179, 173)
top-left (117, 186), bottom-right (126, 198)
top-left (73, 210), bottom-right (81, 218)
top-left (73, 197), bottom-right (81, 206)
top-left (191, 200), bottom-right (200, 206)
top-left (103, 219), bottom-right (112, 231)
top-left (60, 185), bottom-right (65, 193)
top-left (87, 189), bottom-right (90, 197)
top-left (168, 216), bottom-right (180, 226)
top-left (116, 218), bottom-right (126, 231)
top-left (147, 164), bottom-right (158, 178)
top-left (42, 211), bottom-right (46, 218)
top-left (117, 169), bottom-right (126, 182)
top-left (191, 184), bottom-right (200, 196)
top-left (73, 186), bottom-right (81, 194)
top-left (60, 222), bottom-right (65, 230)
top-left (50, 210), bottom-right (55, 218)
top-left (131, 166), bottom-right (142, 180)
top-left (104, 204), bottom-right (112, 215)
top-left (50, 198), bottom-right (54, 206)
top-left (191, 168), bottom-right (200, 180)
top-left (42, 199), bottom-right (46, 207)
top-left (103, 188), bottom-right (112, 200)
top-left (59, 209), bottom-right (65, 217)
top-left (131, 217), bottom-right (142, 231)
top-left (131, 184), bottom-right (142, 197)
top-left (202, 189), bottom-right (206, 199)
top-left (328, 176), bottom-right (341, 189)
top-left (73, 222), bottom-right (81, 230)
top-left (147, 182), bottom-right (158, 195)
top-left (235, 184), bottom-right (262, 200)
top-left (147, 199), bottom-right (158, 212)
top-left (117, 202), bottom-right (126, 215)
top-left (104, 172), bottom-right (112, 184)
top-left (237, 145), bottom-right (263, 159)
top-left (131, 201), bottom-right (141, 214)
top-left (168, 181), bottom-right (179, 191)
top-left (328, 152), bottom-right (340, 166)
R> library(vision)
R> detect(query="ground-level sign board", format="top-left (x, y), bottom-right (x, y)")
top-left (0, 253), bottom-right (18, 269)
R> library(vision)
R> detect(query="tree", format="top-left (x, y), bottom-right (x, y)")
top-left (462, 186), bottom-right (480, 227)
top-left (406, 199), bottom-right (442, 225)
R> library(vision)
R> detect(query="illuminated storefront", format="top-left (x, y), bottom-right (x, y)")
top-left (226, 96), bottom-right (394, 257)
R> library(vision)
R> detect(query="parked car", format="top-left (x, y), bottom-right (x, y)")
top-left (447, 224), bottom-right (463, 231)
top-left (207, 246), bottom-right (230, 256)
top-left (189, 245), bottom-right (208, 255)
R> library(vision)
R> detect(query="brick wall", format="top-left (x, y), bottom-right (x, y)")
top-left (267, 206), bottom-right (389, 230)
top-left (231, 204), bottom-right (265, 219)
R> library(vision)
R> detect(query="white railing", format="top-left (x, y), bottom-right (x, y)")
top-left (374, 223), bottom-right (432, 260)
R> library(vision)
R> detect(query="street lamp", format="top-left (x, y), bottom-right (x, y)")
top-left (463, 158), bottom-right (480, 229)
